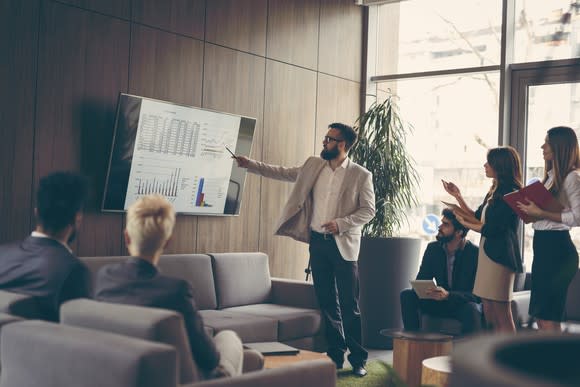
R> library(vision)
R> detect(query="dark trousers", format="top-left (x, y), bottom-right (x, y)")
top-left (309, 231), bottom-right (367, 367)
top-left (400, 289), bottom-right (483, 334)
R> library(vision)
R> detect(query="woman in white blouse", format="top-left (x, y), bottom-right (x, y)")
top-left (518, 126), bottom-right (580, 331)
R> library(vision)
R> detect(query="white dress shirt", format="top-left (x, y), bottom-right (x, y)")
top-left (310, 157), bottom-right (349, 233)
top-left (533, 169), bottom-right (580, 230)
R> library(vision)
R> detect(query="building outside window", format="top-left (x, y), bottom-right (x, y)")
top-left (367, 0), bottom-right (580, 268)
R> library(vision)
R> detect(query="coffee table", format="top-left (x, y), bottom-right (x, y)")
top-left (263, 349), bottom-right (331, 369)
top-left (381, 329), bottom-right (453, 387)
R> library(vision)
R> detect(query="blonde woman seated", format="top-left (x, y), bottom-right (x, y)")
top-left (94, 194), bottom-right (243, 379)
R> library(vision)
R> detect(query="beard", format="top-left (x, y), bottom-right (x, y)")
top-left (320, 147), bottom-right (339, 160)
top-left (436, 232), bottom-right (453, 243)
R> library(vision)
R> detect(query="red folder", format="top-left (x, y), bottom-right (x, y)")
top-left (503, 181), bottom-right (563, 223)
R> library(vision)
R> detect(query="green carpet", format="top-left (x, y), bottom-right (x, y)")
top-left (336, 360), bottom-right (407, 387)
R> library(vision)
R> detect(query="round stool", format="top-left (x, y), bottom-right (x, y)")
top-left (422, 355), bottom-right (451, 387)
top-left (381, 330), bottom-right (453, 387)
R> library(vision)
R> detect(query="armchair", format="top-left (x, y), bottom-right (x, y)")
top-left (56, 300), bottom-right (335, 387)
top-left (0, 320), bottom-right (178, 387)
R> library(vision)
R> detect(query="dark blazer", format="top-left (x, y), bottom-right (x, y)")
top-left (416, 240), bottom-right (480, 305)
top-left (0, 236), bottom-right (91, 321)
top-left (475, 183), bottom-right (524, 273)
top-left (94, 257), bottom-right (220, 374)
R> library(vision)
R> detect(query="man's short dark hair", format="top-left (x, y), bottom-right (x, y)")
top-left (329, 122), bottom-right (358, 150)
top-left (36, 172), bottom-right (88, 233)
top-left (441, 208), bottom-right (468, 238)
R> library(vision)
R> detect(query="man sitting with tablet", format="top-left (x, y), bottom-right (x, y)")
top-left (400, 209), bottom-right (482, 335)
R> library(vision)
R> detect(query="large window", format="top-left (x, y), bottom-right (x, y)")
top-left (514, 0), bottom-right (580, 63)
top-left (510, 61), bottom-right (580, 269)
top-left (377, 74), bottom-right (499, 249)
top-left (367, 0), bottom-right (580, 261)
top-left (369, 0), bottom-right (503, 251)
top-left (377, 0), bottom-right (502, 75)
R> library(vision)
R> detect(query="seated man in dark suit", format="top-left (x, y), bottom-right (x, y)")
top-left (95, 194), bottom-right (243, 379)
top-left (400, 208), bottom-right (482, 334)
top-left (0, 171), bottom-right (91, 321)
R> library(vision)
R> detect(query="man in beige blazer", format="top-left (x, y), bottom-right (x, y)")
top-left (235, 123), bottom-right (375, 377)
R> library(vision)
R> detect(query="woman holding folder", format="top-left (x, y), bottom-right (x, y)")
top-left (443, 146), bottom-right (524, 332)
top-left (517, 126), bottom-right (580, 331)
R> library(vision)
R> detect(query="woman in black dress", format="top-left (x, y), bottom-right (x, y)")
top-left (517, 126), bottom-right (580, 331)
top-left (444, 146), bottom-right (524, 332)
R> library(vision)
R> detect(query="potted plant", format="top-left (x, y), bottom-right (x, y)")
top-left (351, 95), bottom-right (420, 236)
top-left (351, 94), bottom-right (422, 348)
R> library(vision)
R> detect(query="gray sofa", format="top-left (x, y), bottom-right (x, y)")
top-left (0, 319), bottom-right (337, 387)
top-left (60, 298), bottom-right (263, 385)
top-left (80, 252), bottom-right (326, 351)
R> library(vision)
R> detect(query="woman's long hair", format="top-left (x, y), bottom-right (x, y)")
top-left (487, 146), bottom-right (523, 202)
top-left (544, 126), bottom-right (580, 195)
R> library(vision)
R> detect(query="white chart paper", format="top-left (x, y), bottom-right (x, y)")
top-left (124, 99), bottom-right (241, 214)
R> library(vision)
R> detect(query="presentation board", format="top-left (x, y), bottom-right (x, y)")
top-left (102, 93), bottom-right (255, 215)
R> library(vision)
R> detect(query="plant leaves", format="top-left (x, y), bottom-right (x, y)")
top-left (351, 95), bottom-right (420, 237)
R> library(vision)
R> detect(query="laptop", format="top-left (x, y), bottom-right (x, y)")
top-left (243, 341), bottom-right (300, 356)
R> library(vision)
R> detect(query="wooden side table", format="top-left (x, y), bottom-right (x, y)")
top-left (422, 355), bottom-right (451, 387)
top-left (381, 329), bottom-right (453, 387)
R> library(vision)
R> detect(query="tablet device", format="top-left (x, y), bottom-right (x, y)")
top-left (410, 278), bottom-right (438, 299)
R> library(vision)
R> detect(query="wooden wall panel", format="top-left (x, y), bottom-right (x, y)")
top-left (35, 1), bottom-right (129, 255)
top-left (261, 60), bottom-right (317, 279)
top-left (129, 24), bottom-right (204, 106)
top-left (0, 0), bottom-right (38, 243)
top-left (316, 74), bottom-right (361, 143)
top-left (197, 44), bottom-right (265, 253)
top-left (132, 0), bottom-right (205, 39)
top-left (129, 24), bottom-right (204, 254)
top-left (206, 0), bottom-right (267, 56)
top-left (55, 0), bottom-right (130, 19)
top-left (319, 0), bottom-right (363, 82)
top-left (267, 0), bottom-right (320, 70)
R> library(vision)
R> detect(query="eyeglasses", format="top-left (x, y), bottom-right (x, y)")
top-left (324, 136), bottom-right (344, 143)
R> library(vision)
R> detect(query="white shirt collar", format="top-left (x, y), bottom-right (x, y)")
top-left (327, 156), bottom-right (349, 170)
top-left (31, 231), bottom-right (73, 253)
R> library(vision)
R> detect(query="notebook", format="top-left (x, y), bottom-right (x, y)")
top-left (503, 181), bottom-right (563, 223)
top-left (243, 342), bottom-right (300, 356)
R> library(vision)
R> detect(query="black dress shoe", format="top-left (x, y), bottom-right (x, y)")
top-left (352, 365), bottom-right (367, 377)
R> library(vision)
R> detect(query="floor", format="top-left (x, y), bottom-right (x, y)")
top-left (368, 348), bottom-right (394, 365)
top-left (341, 348), bottom-right (394, 367)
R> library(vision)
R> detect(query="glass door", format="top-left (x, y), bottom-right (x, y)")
top-left (510, 59), bottom-right (580, 269)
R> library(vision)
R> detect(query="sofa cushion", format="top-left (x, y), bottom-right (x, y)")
top-left (0, 313), bottom-right (23, 373)
top-left (81, 255), bottom-right (218, 310)
top-left (200, 309), bottom-right (277, 342)
top-left (61, 299), bottom-right (199, 384)
top-left (0, 320), bottom-right (177, 387)
top-left (157, 254), bottom-right (217, 310)
top-left (222, 304), bottom-right (322, 342)
top-left (210, 252), bottom-right (271, 309)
